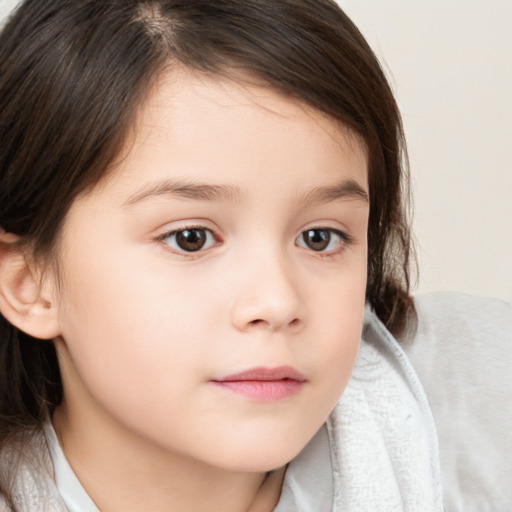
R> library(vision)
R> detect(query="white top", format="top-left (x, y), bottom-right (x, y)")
top-left (2, 292), bottom-right (511, 511)
top-left (40, 301), bottom-right (444, 512)
top-left (43, 424), bottom-right (99, 512)
top-left (43, 420), bottom-right (334, 512)
top-left (405, 292), bottom-right (512, 512)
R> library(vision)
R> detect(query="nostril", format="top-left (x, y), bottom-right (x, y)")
top-left (289, 318), bottom-right (301, 328)
top-left (246, 318), bottom-right (301, 330)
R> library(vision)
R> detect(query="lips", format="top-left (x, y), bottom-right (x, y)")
top-left (211, 366), bottom-right (306, 401)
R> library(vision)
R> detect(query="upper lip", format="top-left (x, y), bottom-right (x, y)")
top-left (213, 366), bottom-right (306, 382)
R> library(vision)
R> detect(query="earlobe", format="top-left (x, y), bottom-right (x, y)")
top-left (0, 232), bottom-right (61, 340)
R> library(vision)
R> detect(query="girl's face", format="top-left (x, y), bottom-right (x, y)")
top-left (51, 68), bottom-right (369, 473)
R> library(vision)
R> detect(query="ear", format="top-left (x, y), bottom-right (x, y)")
top-left (0, 231), bottom-right (61, 340)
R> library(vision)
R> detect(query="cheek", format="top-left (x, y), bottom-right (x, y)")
top-left (299, 253), bottom-right (367, 402)
top-left (314, 292), bottom-right (364, 391)
top-left (55, 246), bottom-right (212, 408)
top-left (323, 264), bottom-right (366, 375)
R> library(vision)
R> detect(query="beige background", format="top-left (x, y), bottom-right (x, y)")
top-left (338, 0), bottom-right (512, 303)
top-left (1, 0), bottom-right (511, 303)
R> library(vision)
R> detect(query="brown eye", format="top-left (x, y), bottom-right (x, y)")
top-left (163, 228), bottom-right (216, 253)
top-left (175, 229), bottom-right (207, 252)
top-left (301, 229), bottom-right (331, 251)
top-left (297, 228), bottom-right (348, 253)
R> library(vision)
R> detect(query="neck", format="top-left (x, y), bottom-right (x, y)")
top-left (52, 404), bottom-right (285, 512)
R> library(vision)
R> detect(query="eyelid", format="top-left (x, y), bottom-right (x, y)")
top-left (156, 223), bottom-right (222, 255)
top-left (295, 227), bottom-right (353, 254)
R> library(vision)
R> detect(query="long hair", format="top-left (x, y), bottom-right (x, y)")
top-left (0, 0), bottom-right (415, 506)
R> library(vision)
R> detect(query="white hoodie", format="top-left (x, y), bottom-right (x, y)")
top-left (2, 292), bottom-right (511, 512)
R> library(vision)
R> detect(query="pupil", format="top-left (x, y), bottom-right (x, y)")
top-left (176, 229), bottom-right (207, 252)
top-left (305, 229), bottom-right (330, 251)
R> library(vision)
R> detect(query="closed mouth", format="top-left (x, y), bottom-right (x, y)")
top-left (211, 366), bottom-right (306, 401)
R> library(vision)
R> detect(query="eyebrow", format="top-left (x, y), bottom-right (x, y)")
top-left (297, 178), bottom-right (369, 207)
top-left (124, 179), bottom-right (241, 206)
top-left (123, 177), bottom-right (368, 207)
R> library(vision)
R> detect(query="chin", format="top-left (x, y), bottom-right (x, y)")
top-left (211, 431), bottom-right (315, 474)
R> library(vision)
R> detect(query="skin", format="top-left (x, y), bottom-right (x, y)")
top-left (48, 68), bottom-right (370, 511)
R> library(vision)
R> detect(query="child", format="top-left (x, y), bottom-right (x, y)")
top-left (0, 1), bottom-right (510, 511)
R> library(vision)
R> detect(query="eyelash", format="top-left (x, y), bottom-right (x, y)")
top-left (157, 226), bottom-right (220, 256)
top-left (157, 226), bottom-right (353, 257)
top-left (296, 228), bottom-right (353, 256)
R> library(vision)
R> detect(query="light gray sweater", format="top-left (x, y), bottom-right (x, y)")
top-left (1, 292), bottom-right (510, 511)
top-left (404, 292), bottom-right (512, 512)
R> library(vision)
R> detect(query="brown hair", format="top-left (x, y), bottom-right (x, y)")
top-left (0, 0), bottom-right (414, 506)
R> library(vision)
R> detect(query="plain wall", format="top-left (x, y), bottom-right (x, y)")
top-left (1, 0), bottom-right (511, 303)
top-left (338, 1), bottom-right (512, 303)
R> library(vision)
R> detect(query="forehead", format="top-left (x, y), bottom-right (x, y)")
top-left (100, 66), bottom-right (368, 201)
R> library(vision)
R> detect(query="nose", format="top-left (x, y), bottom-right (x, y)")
top-left (229, 252), bottom-right (304, 334)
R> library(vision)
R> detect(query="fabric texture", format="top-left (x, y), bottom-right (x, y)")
top-left (324, 305), bottom-right (443, 511)
top-left (0, 292), bottom-right (510, 512)
top-left (403, 292), bottom-right (512, 512)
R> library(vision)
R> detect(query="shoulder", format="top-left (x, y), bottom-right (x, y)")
top-left (412, 290), bottom-right (511, 343)
top-left (403, 291), bottom-right (512, 512)
top-left (406, 291), bottom-right (511, 414)
top-left (406, 291), bottom-right (511, 394)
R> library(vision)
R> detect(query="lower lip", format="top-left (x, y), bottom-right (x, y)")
top-left (211, 379), bottom-right (304, 401)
